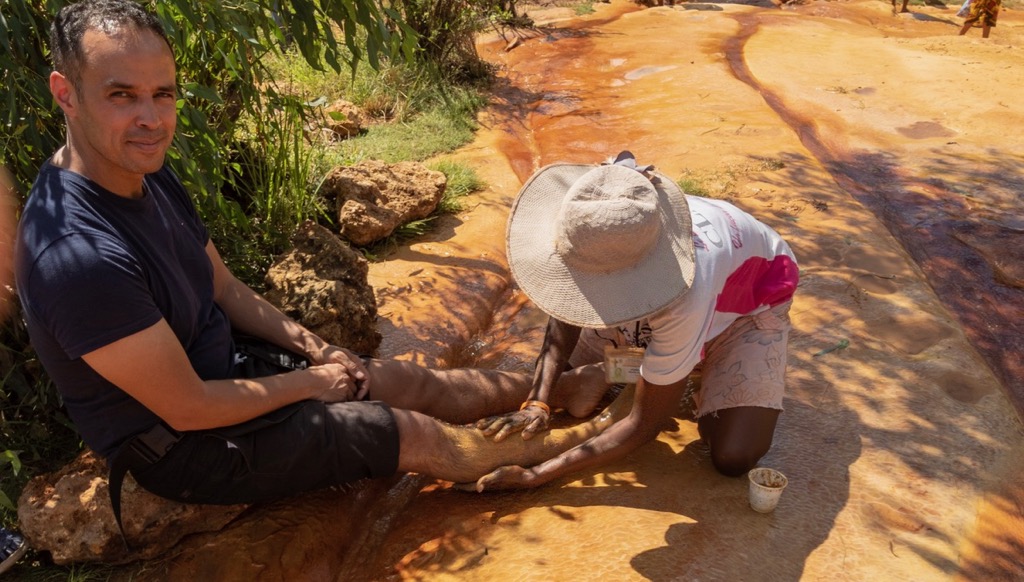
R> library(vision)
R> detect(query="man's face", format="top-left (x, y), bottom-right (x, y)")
top-left (56, 27), bottom-right (177, 196)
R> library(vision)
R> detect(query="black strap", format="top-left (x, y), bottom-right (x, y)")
top-left (108, 423), bottom-right (181, 549)
top-left (234, 336), bottom-right (309, 373)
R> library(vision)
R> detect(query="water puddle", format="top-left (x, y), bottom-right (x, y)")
top-left (624, 64), bottom-right (678, 80)
top-left (895, 121), bottom-right (956, 139)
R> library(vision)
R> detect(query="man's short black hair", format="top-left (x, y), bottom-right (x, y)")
top-left (50, 0), bottom-right (173, 90)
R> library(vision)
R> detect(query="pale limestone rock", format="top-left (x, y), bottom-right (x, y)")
top-left (321, 160), bottom-right (447, 246)
top-left (17, 449), bottom-right (246, 565)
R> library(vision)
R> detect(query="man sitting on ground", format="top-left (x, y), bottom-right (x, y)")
top-left (15, 0), bottom-right (608, 535)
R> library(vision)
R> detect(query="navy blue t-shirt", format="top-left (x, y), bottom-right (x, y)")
top-left (15, 162), bottom-right (235, 458)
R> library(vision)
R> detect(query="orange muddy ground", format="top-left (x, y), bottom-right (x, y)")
top-left (138, 1), bottom-right (1023, 580)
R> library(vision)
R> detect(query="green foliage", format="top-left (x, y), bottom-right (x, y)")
top-left (155, 0), bottom-right (419, 280)
top-left (0, 0), bottom-right (63, 198)
top-left (388, 0), bottom-right (503, 81)
top-left (677, 176), bottom-right (713, 198)
top-left (1, 313), bottom-right (81, 528)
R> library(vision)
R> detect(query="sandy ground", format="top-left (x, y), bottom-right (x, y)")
top-left (137, 1), bottom-right (1023, 579)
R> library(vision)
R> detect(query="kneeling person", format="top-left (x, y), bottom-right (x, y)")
top-left (474, 152), bottom-right (799, 489)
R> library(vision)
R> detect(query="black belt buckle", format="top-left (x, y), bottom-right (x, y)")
top-left (129, 424), bottom-right (181, 464)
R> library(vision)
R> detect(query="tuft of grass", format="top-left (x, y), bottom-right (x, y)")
top-left (755, 157), bottom-right (785, 171)
top-left (429, 160), bottom-right (484, 213)
top-left (677, 176), bottom-right (713, 198)
top-left (362, 217), bottom-right (437, 261)
top-left (677, 157), bottom-right (786, 199)
top-left (334, 107), bottom-right (481, 164)
top-left (575, 1), bottom-right (597, 15)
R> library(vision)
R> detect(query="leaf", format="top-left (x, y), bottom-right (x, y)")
top-left (0, 449), bottom-right (22, 476)
top-left (0, 490), bottom-right (14, 512)
top-left (813, 339), bottom-right (850, 357)
top-left (181, 82), bottom-right (223, 105)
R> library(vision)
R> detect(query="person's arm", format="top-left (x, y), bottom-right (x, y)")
top-left (80, 318), bottom-right (359, 431)
top-left (204, 241), bottom-right (369, 396)
top-left (477, 317), bottom-right (581, 441)
top-left (473, 375), bottom-right (688, 491)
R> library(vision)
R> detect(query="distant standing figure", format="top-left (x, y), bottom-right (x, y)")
top-left (959, 0), bottom-right (1000, 37)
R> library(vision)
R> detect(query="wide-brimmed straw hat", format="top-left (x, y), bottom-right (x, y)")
top-left (506, 157), bottom-right (696, 327)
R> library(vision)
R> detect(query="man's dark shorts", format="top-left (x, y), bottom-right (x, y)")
top-left (131, 340), bottom-right (400, 505)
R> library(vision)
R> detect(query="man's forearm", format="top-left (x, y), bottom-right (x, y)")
top-left (217, 274), bottom-right (325, 359)
top-left (170, 371), bottom-right (320, 431)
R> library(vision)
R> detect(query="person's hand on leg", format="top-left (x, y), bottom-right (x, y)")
top-left (475, 403), bottom-right (551, 442)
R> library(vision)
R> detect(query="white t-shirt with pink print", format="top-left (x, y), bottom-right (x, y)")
top-left (625, 195), bottom-right (798, 386)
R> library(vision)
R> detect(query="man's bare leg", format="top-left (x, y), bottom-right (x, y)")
top-left (366, 360), bottom-right (610, 424)
top-left (392, 384), bottom-right (635, 483)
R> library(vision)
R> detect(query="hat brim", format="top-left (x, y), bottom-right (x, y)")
top-left (506, 163), bottom-right (696, 327)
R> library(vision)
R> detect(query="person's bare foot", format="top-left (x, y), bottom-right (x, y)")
top-left (557, 364), bottom-right (614, 418)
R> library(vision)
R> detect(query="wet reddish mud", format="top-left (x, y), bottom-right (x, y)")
top-left (125, 1), bottom-right (1024, 580)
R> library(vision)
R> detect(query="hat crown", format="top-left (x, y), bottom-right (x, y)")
top-left (555, 165), bottom-right (662, 274)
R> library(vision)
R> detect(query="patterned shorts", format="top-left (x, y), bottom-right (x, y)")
top-left (570, 301), bottom-right (792, 419)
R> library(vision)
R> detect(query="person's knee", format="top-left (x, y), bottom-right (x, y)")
top-left (709, 440), bottom-right (771, 477)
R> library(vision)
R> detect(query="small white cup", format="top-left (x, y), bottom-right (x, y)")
top-left (748, 467), bottom-right (788, 513)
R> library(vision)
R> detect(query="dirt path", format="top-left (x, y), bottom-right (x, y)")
top-left (142, 2), bottom-right (1023, 579)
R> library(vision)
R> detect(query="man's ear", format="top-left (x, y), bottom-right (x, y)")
top-left (49, 71), bottom-right (78, 118)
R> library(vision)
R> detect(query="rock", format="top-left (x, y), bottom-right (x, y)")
top-left (16, 449), bottom-right (246, 565)
top-left (320, 160), bottom-right (447, 246)
top-left (264, 221), bottom-right (382, 355)
top-left (322, 100), bottom-right (366, 139)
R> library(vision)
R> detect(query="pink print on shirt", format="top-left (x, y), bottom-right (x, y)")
top-left (693, 209), bottom-right (743, 250)
top-left (722, 209), bottom-right (743, 249)
top-left (715, 255), bottom-right (799, 314)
